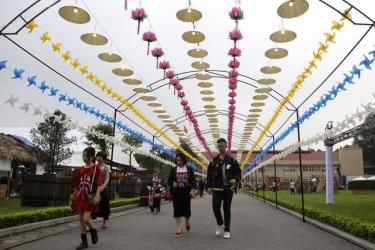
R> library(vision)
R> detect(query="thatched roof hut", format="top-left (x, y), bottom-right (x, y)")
top-left (0, 133), bottom-right (40, 164)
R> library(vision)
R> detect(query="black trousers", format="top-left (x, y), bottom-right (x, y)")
top-left (212, 189), bottom-right (233, 232)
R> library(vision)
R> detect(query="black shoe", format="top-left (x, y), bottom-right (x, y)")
top-left (76, 234), bottom-right (88, 250)
top-left (89, 228), bottom-right (98, 244)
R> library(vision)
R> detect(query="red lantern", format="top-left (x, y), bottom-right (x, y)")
top-left (151, 47), bottom-right (164, 69)
top-left (229, 90), bottom-right (237, 97)
top-left (142, 31), bottom-right (157, 55)
top-left (131, 8), bottom-right (147, 35)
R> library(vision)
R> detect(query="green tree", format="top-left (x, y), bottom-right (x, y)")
top-left (354, 112), bottom-right (375, 174)
top-left (121, 134), bottom-right (143, 167)
top-left (85, 123), bottom-right (114, 153)
top-left (30, 110), bottom-right (77, 174)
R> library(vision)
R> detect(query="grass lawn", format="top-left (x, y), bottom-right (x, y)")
top-left (245, 189), bottom-right (375, 243)
top-left (250, 190), bottom-right (375, 225)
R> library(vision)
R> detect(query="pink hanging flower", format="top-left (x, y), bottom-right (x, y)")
top-left (229, 105), bottom-right (236, 110)
top-left (165, 70), bottom-right (175, 79)
top-left (228, 69), bottom-right (239, 78)
top-left (229, 83), bottom-right (237, 90)
top-left (159, 60), bottom-right (170, 77)
top-left (229, 29), bottom-right (242, 41)
top-left (175, 83), bottom-right (183, 91)
top-left (228, 90), bottom-right (237, 98)
top-left (142, 31), bottom-right (157, 55)
top-left (229, 7), bottom-right (244, 20)
top-left (229, 99), bottom-right (236, 105)
top-left (228, 59), bottom-right (240, 68)
top-left (228, 77), bottom-right (238, 84)
top-left (131, 8), bottom-right (147, 34)
top-left (228, 47), bottom-right (241, 57)
top-left (169, 78), bottom-right (179, 94)
top-left (178, 91), bottom-right (185, 99)
top-left (151, 47), bottom-right (164, 69)
top-left (180, 100), bottom-right (188, 106)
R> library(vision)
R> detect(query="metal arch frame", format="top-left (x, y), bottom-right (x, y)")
top-left (116, 69), bottom-right (297, 113)
top-left (156, 109), bottom-right (274, 138)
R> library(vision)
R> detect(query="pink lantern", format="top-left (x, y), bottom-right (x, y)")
top-left (159, 60), bottom-right (170, 77)
top-left (165, 70), bottom-right (175, 79)
top-left (142, 31), bottom-right (157, 55)
top-left (228, 69), bottom-right (239, 78)
top-left (131, 8), bottom-right (147, 34)
top-left (229, 90), bottom-right (237, 97)
top-left (229, 99), bottom-right (236, 105)
top-left (178, 91), bottom-right (185, 99)
top-left (180, 100), bottom-right (188, 106)
top-left (229, 105), bottom-right (236, 110)
top-left (186, 110), bottom-right (193, 116)
top-left (228, 47), bottom-right (241, 57)
top-left (184, 105), bottom-right (190, 111)
top-left (228, 77), bottom-right (238, 84)
top-left (175, 83), bottom-right (183, 91)
top-left (151, 47), bottom-right (164, 69)
top-left (229, 83), bottom-right (237, 90)
top-left (228, 59), bottom-right (240, 69)
top-left (170, 78), bottom-right (179, 94)
top-left (229, 29), bottom-right (242, 42)
top-left (229, 7), bottom-right (244, 21)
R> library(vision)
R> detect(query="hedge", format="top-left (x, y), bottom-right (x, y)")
top-left (244, 191), bottom-right (375, 243)
top-left (348, 180), bottom-right (375, 190)
top-left (0, 198), bottom-right (139, 230)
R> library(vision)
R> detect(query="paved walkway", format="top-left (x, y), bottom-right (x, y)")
top-left (1, 193), bottom-right (362, 250)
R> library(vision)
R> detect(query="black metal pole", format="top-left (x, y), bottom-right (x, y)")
top-left (261, 150), bottom-right (265, 202)
top-left (109, 109), bottom-right (117, 200)
top-left (255, 169), bottom-right (258, 199)
top-left (296, 109), bottom-right (306, 222)
top-left (273, 136), bottom-right (278, 209)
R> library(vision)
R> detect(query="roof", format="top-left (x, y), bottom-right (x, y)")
top-left (0, 133), bottom-right (45, 164)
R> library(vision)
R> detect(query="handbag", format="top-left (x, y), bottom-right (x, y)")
top-left (87, 165), bottom-right (97, 204)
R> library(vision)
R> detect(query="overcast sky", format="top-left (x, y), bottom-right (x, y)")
top-left (1, 0), bottom-right (374, 164)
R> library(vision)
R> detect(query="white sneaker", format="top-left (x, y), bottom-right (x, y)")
top-left (215, 225), bottom-right (223, 236)
top-left (224, 231), bottom-right (231, 239)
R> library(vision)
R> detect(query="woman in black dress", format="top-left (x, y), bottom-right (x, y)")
top-left (168, 153), bottom-right (197, 238)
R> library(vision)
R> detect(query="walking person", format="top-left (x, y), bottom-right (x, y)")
top-left (207, 138), bottom-right (241, 239)
top-left (152, 181), bottom-right (161, 214)
top-left (168, 153), bottom-right (197, 238)
top-left (290, 180), bottom-right (296, 195)
top-left (91, 151), bottom-right (111, 229)
top-left (198, 179), bottom-right (205, 198)
top-left (71, 147), bottom-right (102, 250)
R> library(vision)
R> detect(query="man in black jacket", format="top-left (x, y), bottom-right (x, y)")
top-left (207, 138), bottom-right (241, 239)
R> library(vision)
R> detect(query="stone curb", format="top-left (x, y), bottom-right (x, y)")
top-left (246, 192), bottom-right (375, 250)
top-left (0, 203), bottom-right (139, 238)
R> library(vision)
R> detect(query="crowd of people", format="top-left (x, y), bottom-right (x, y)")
top-left (71, 137), bottom-right (242, 249)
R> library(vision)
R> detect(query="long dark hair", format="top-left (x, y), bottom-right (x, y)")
top-left (175, 152), bottom-right (187, 166)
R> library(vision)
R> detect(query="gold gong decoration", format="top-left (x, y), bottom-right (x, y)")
top-left (270, 30), bottom-right (297, 43)
top-left (277, 0), bottom-right (309, 19)
top-left (255, 87), bottom-right (272, 94)
top-left (123, 78), bottom-right (142, 85)
top-left (176, 7), bottom-right (202, 22)
top-left (257, 78), bottom-right (276, 85)
top-left (133, 87), bottom-right (150, 93)
top-left (202, 96), bottom-right (215, 101)
top-left (260, 66), bottom-right (281, 74)
top-left (113, 68), bottom-right (133, 77)
top-left (98, 52), bottom-right (122, 63)
top-left (265, 48), bottom-right (288, 59)
top-left (251, 102), bottom-right (265, 107)
top-left (81, 33), bottom-right (108, 46)
top-left (182, 30), bottom-right (205, 43)
top-left (253, 95), bottom-right (268, 100)
top-left (148, 102), bottom-right (162, 107)
top-left (198, 82), bottom-right (213, 88)
top-left (188, 48), bottom-right (208, 58)
top-left (140, 95), bottom-right (157, 101)
top-left (196, 72), bottom-right (212, 80)
top-left (59, 6), bottom-right (90, 24)
top-left (192, 61), bottom-right (209, 70)
top-left (200, 90), bottom-right (214, 95)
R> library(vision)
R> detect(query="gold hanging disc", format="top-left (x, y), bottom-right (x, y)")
top-left (277, 0), bottom-right (309, 19)
top-left (200, 90), bottom-right (214, 95)
top-left (260, 66), bottom-right (281, 74)
top-left (251, 102), bottom-right (265, 107)
top-left (113, 68), bottom-right (133, 77)
top-left (270, 30), bottom-right (297, 43)
top-left (182, 31), bottom-right (205, 43)
top-left (198, 82), bottom-right (213, 88)
top-left (188, 48), bottom-right (208, 58)
top-left (255, 87), bottom-right (272, 94)
top-left (257, 78), bottom-right (276, 85)
top-left (140, 95), bottom-right (157, 101)
top-left (123, 78), bottom-right (142, 85)
top-left (176, 7), bottom-right (202, 22)
top-left (81, 33), bottom-right (108, 45)
top-left (265, 48), bottom-right (288, 59)
top-left (192, 61), bottom-right (209, 70)
top-left (148, 102), bottom-right (162, 107)
top-left (58, 6), bottom-right (90, 24)
top-left (253, 95), bottom-right (269, 100)
top-left (196, 72), bottom-right (212, 80)
top-left (98, 52), bottom-right (122, 63)
top-left (133, 87), bottom-right (150, 93)
top-left (202, 96), bottom-right (215, 101)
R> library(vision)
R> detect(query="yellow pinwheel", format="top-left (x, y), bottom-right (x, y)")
top-left (71, 59), bottom-right (81, 69)
top-left (331, 21), bottom-right (344, 31)
top-left (340, 8), bottom-right (352, 21)
top-left (40, 32), bottom-right (52, 43)
top-left (26, 20), bottom-right (38, 33)
top-left (80, 66), bottom-right (89, 75)
top-left (94, 77), bottom-right (102, 86)
top-left (318, 42), bottom-right (329, 53)
top-left (308, 60), bottom-right (317, 69)
top-left (62, 51), bottom-right (71, 62)
top-left (324, 32), bottom-right (336, 43)
top-left (313, 50), bottom-right (323, 61)
top-left (86, 72), bottom-right (95, 81)
top-left (52, 43), bottom-right (62, 52)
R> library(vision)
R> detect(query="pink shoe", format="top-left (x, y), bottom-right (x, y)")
top-left (174, 231), bottom-right (183, 238)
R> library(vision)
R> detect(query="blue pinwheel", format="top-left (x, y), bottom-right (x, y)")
top-left (359, 55), bottom-right (374, 70)
top-left (343, 73), bottom-right (354, 85)
top-left (27, 76), bottom-right (37, 87)
top-left (67, 97), bottom-right (76, 106)
top-left (11, 68), bottom-right (25, 79)
top-left (350, 65), bottom-right (362, 79)
top-left (59, 93), bottom-right (67, 102)
top-left (49, 87), bottom-right (59, 96)
top-left (0, 60), bottom-right (7, 70)
top-left (38, 81), bottom-right (50, 93)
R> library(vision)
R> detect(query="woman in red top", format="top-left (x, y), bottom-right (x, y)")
top-left (71, 147), bottom-right (102, 250)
